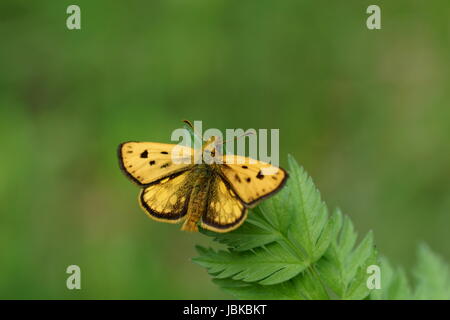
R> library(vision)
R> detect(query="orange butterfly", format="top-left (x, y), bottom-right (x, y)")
top-left (118, 122), bottom-right (288, 232)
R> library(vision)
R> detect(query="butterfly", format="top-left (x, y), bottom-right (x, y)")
top-left (118, 123), bottom-right (288, 233)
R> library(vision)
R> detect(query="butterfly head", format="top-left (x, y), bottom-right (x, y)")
top-left (202, 136), bottom-right (226, 164)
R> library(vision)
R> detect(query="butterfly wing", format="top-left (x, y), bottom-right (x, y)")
top-left (219, 155), bottom-right (288, 206)
top-left (139, 171), bottom-right (193, 223)
top-left (201, 177), bottom-right (247, 232)
top-left (118, 141), bottom-right (194, 185)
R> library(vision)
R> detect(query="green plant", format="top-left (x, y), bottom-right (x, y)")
top-left (193, 156), bottom-right (450, 300)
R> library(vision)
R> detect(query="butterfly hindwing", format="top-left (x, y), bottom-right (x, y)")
top-left (201, 176), bottom-right (247, 232)
top-left (118, 141), bottom-right (194, 185)
top-left (219, 155), bottom-right (288, 206)
top-left (139, 171), bottom-right (193, 223)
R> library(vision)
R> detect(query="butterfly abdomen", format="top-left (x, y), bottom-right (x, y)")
top-left (181, 166), bottom-right (213, 232)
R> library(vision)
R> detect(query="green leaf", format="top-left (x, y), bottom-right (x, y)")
top-left (371, 245), bottom-right (450, 300)
top-left (286, 155), bottom-right (339, 263)
top-left (194, 156), bottom-right (374, 299)
top-left (369, 257), bottom-right (411, 300)
top-left (212, 268), bottom-right (331, 300)
top-left (192, 155), bottom-right (449, 300)
top-left (412, 244), bottom-right (450, 299)
top-left (199, 205), bottom-right (283, 252)
top-left (290, 268), bottom-right (330, 300)
top-left (193, 243), bottom-right (307, 285)
top-left (316, 210), bottom-right (378, 299)
top-left (212, 278), bottom-right (304, 300)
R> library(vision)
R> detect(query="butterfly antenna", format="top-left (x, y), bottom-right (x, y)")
top-left (182, 119), bottom-right (194, 129)
top-left (219, 130), bottom-right (255, 145)
top-left (182, 119), bottom-right (204, 144)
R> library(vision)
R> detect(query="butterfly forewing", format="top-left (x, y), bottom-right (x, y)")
top-left (118, 142), bottom-right (194, 185)
top-left (139, 171), bottom-right (193, 223)
top-left (219, 154), bottom-right (288, 206)
top-left (201, 177), bottom-right (247, 232)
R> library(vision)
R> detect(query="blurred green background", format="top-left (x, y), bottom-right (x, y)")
top-left (1, 0), bottom-right (449, 299)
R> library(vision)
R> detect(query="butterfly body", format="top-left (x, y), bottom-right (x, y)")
top-left (119, 138), bottom-right (288, 233)
top-left (181, 164), bottom-right (214, 232)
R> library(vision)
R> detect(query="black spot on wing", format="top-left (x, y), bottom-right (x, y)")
top-left (242, 165), bottom-right (248, 169)
top-left (256, 171), bottom-right (264, 179)
top-left (140, 150), bottom-right (148, 158)
top-left (149, 160), bottom-right (156, 165)
top-left (161, 162), bottom-right (170, 168)
top-left (161, 151), bottom-right (168, 154)
top-left (246, 177), bottom-right (251, 183)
